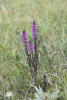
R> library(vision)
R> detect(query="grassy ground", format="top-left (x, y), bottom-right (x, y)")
top-left (0, 0), bottom-right (67, 100)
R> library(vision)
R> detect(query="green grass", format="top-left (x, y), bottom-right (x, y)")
top-left (0, 0), bottom-right (67, 99)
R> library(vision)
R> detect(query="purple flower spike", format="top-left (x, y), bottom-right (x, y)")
top-left (21, 30), bottom-right (27, 46)
top-left (32, 21), bottom-right (38, 39)
top-left (29, 41), bottom-right (34, 53)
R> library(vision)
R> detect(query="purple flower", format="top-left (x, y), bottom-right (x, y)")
top-left (21, 30), bottom-right (27, 46)
top-left (32, 21), bottom-right (38, 39)
top-left (29, 41), bottom-right (34, 53)
top-left (60, 9), bottom-right (64, 13)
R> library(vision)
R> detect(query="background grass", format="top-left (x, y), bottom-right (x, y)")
top-left (0, 0), bottom-right (67, 99)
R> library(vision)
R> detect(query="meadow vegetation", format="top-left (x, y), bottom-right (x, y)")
top-left (0, 0), bottom-right (67, 100)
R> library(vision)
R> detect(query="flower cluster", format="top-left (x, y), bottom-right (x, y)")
top-left (21, 30), bottom-right (27, 46)
top-left (32, 21), bottom-right (38, 39)
top-left (29, 41), bottom-right (34, 53)
top-left (21, 21), bottom-right (39, 85)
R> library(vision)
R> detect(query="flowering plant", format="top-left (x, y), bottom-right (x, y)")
top-left (21, 21), bottom-right (39, 85)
